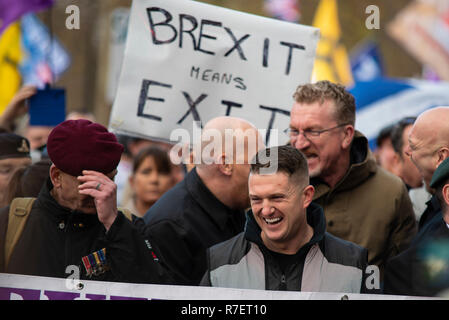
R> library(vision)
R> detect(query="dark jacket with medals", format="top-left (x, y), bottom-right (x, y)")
top-left (0, 178), bottom-right (171, 284)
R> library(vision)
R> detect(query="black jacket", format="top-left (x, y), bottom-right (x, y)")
top-left (418, 194), bottom-right (441, 231)
top-left (0, 179), bottom-right (171, 284)
top-left (384, 213), bottom-right (449, 297)
top-left (143, 167), bottom-right (245, 285)
top-left (201, 203), bottom-right (371, 293)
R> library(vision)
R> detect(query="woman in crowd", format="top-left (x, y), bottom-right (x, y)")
top-left (122, 145), bottom-right (176, 217)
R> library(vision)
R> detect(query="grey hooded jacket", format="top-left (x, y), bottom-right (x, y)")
top-left (200, 202), bottom-right (369, 293)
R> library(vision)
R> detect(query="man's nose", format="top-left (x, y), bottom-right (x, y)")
top-left (292, 133), bottom-right (310, 150)
top-left (261, 200), bottom-right (274, 216)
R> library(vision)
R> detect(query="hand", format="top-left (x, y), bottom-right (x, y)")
top-left (77, 170), bottom-right (118, 232)
top-left (0, 86), bottom-right (37, 130)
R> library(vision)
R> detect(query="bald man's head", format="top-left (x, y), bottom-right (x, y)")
top-left (406, 107), bottom-right (449, 191)
top-left (197, 116), bottom-right (263, 167)
top-left (192, 116), bottom-right (265, 210)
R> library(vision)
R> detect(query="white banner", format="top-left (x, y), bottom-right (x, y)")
top-left (109, 0), bottom-right (319, 146)
top-left (0, 273), bottom-right (436, 300)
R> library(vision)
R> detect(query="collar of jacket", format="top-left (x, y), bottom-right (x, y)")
top-left (186, 167), bottom-right (244, 232)
top-left (35, 177), bottom-right (101, 226)
top-left (418, 194), bottom-right (441, 230)
top-left (426, 194), bottom-right (441, 213)
top-left (312, 130), bottom-right (378, 199)
top-left (244, 202), bottom-right (326, 252)
top-left (413, 211), bottom-right (449, 248)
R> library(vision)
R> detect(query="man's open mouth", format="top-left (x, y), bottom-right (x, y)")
top-left (263, 217), bottom-right (283, 225)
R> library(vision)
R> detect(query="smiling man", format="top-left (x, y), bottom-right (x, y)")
top-left (288, 80), bottom-right (416, 278)
top-left (201, 146), bottom-right (369, 293)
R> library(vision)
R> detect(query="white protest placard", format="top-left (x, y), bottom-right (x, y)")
top-left (109, 0), bottom-right (319, 146)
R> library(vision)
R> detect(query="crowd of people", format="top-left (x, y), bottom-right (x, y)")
top-left (0, 80), bottom-right (448, 298)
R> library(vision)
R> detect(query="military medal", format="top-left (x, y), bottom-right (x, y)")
top-left (82, 248), bottom-right (110, 277)
top-left (81, 256), bottom-right (92, 276)
top-left (98, 248), bottom-right (107, 265)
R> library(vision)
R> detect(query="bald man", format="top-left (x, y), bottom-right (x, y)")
top-left (143, 117), bottom-right (264, 285)
top-left (384, 107), bottom-right (449, 296)
top-left (405, 107), bottom-right (449, 229)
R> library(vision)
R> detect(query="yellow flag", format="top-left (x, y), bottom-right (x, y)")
top-left (0, 23), bottom-right (22, 114)
top-left (312, 0), bottom-right (353, 85)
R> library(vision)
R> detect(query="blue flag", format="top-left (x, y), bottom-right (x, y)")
top-left (350, 41), bottom-right (384, 83)
top-left (350, 77), bottom-right (449, 150)
top-left (20, 14), bottom-right (71, 87)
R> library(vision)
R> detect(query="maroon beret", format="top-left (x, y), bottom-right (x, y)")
top-left (47, 119), bottom-right (124, 176)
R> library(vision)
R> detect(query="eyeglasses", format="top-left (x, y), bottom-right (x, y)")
top-left (284, 123), bottom-right (349, 140)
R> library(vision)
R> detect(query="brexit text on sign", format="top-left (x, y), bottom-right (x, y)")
top-left (109, 0), bottom-right (319, 146)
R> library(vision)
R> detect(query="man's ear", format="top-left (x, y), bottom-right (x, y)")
top-left (217, 154), bottom-right (233, 176)
top-left (49, 165), bottom-right (62, 188)
top-left (218, 163), bottom-right (233, 176)
top-left (436, 148), bottom-right (449, 167)
top-left (341, 125), bottom-right (355, 150)
top-left (302, 185), bottom-right (315, 209)
top-left (390, 152), bottom-right (402, 176)
top-left (443, 184), bottom-right (449, 208)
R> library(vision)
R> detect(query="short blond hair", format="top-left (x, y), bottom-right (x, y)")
top-left (293, 80), bottom-right (356, 126)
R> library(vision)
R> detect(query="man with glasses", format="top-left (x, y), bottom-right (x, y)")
top-left (287, 80), bottom-right (416, 279)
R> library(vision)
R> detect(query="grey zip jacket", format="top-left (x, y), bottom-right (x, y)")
top-left (200, 202), bottom-right (369, 293)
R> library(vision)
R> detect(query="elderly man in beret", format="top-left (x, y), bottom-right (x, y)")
top-left (384, 157), bottom-right (449, 296)
top-left (0, 133), bottom-right (32, 208)
top-left (0, 120), bottom-right (171, 284)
